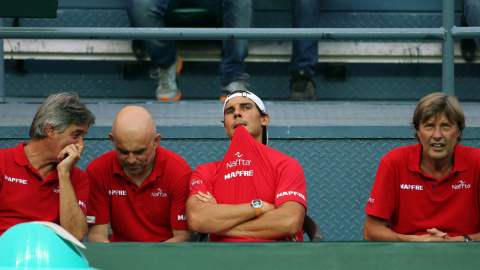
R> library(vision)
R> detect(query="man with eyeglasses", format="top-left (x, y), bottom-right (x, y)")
top-left (186, 90), bottom-right (307, 242)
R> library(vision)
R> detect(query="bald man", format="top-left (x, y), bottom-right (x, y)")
top-left (86, 106), bottom-right (192, 242)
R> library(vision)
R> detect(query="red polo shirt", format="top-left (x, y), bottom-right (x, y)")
top-left (190, 126), bottom-right (307, 242)
top-left (87, 146), bottom-right (191, 242)
top-left (0, 143), bottom-right (89, 235)
top-left (365, 144), bottom-right (480, 236)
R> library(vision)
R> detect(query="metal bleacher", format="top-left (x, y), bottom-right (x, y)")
top-left (3, 0), bottom-right (480, 100)
top-left (1, 0), bottom-right (480, 246)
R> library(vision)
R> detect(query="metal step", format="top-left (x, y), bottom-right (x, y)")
top-left (4, 39), bottom-right (479, 63)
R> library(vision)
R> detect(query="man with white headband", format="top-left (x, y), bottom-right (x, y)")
top-left (187, 90), bottom-right (307, 242)
top-left (221, 90), bottom-right (269, 145)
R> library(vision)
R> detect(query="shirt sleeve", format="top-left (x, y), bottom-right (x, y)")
top-left (189, 163), bottom-right (215, 197)
top-left (169, 166), bottom-right (192, 230)
top-left (274, 158), bottom-right (307, 210)
top-left (364, 156), bottom-right (396, 220)
top-left (72, 168), bottom-right (89, 216)
top-left (86, 164), bottom-right (111, 225)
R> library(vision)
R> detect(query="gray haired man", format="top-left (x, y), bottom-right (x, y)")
top-left (0, 92), bottom-right (95, 240)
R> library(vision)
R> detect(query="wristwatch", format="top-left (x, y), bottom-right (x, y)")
top-left (251, 199), bottom-right (262, 217)
top-left (463, 235), bottom-right (473, 242)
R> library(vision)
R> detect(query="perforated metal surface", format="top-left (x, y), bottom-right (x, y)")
top-left (20, 10), bottom-right (130, 27)
top-left (6, 60), bottom-right (480, 101)
top-left (257, 12), bottom-right (460, 29)
top-left (56, 0), bottom-right (462, 11)
top-left (10, 10), bottom-right (461, 29)
top-left (269, 139), bottom-right (406, 241)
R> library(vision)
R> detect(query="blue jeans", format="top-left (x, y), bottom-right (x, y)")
top-left (221, 0), bottom-right (320, 82)
top-left (127, 0), bottom-right (250, 86)
top-left (464, 0), bottom-right (480, 49)
top-left (290, 0), bottom-right (321, 75)
top-left (220, 0), bottom-right (252, 86)
top-left (128, 0), bottom-right (181, 69)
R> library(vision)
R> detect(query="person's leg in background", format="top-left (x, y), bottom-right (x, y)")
top-left (290, 0), bottom-right (320, 101)
top-left (127, 0), bottom-right (184, 101)
top-left (461, 0), bottom-right (480, 61)
top-left (219, 0), bottom-right (253, 100)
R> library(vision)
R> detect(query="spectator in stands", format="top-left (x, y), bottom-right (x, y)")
top-left (461, 0), bottom-right (480, 61)
top-left (363, 92), bottom-right (480, 242)
top-left (220, 0), bottom-right (321, 102)
top-left (186, 90), bottom-right (307, 241)
top-left (127, 0), bottom-right (251, 102)
top-left (128, 0), bottom-right (319, 101)
top-left (0, 92), bottom-right (95, 241)
top-left (86, 106), bottom-right (192, 242)
top-left (288, 0), bottom-right (321, 101)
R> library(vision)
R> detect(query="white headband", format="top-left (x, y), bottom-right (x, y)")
top-left (222, 90), bottom-right (266, 115)
top-left (222, 90), bottom-right (268, 145)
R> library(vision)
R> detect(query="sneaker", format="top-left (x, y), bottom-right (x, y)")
top-left (289, 68), bottom-right (316, 101)
top-left (461, 38), bottom-right (476, 62)
top-left (150, 55), bottom-right (183, 101)
top-left (220, 74), bottom-right (250, 101)
top-left (131, 40), bottom-right (146, 59)
top-left (460, 14), bottom-right (476, 62)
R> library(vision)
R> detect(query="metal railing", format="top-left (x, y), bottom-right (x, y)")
top-left (1, 0), bottom-right (480, 102)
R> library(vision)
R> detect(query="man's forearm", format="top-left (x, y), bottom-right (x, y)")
top-left (363, 215), bottom-right (460, 242)
top-left (219, 202), bottom-right (305, 240)
top-left (164, 230), bottom-right (191, 242)
top-left (363, 215), bottom-right (415, 241)
top-left (447, 232), bottom-right (480, 242)
top-left (87, 233), bottom-right (110, 243)
top-left (187, 196), bottom-right (256, 234)
top-left (363, 222), bottom-right (415, 241)
top-left (468, 232), bottom-right (480, 241)
top-left (58, 172), bottom-right (88, 241)
top-left (364, 227), bottom-right (480, 242)
top-left (87, 224), bottom-right (110, 242)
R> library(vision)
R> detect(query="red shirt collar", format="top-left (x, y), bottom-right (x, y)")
top-left (408, 143), bottom-right (467, 174)
top-left (112, 146), bottom-right (165, 186)
top-left (12, 142), bottom-right (30, 167)
top-left (12, 142), bottom-right (59, 182)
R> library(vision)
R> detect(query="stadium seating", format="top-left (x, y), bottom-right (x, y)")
top-left (3, 0), bottom-right (480, 101)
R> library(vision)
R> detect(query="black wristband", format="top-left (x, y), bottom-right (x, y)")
top-left (463, 235), bottom-right (473, 242)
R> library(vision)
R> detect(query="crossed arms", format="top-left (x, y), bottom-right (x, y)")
top-left (186, 191), bottom-right (305, 240)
